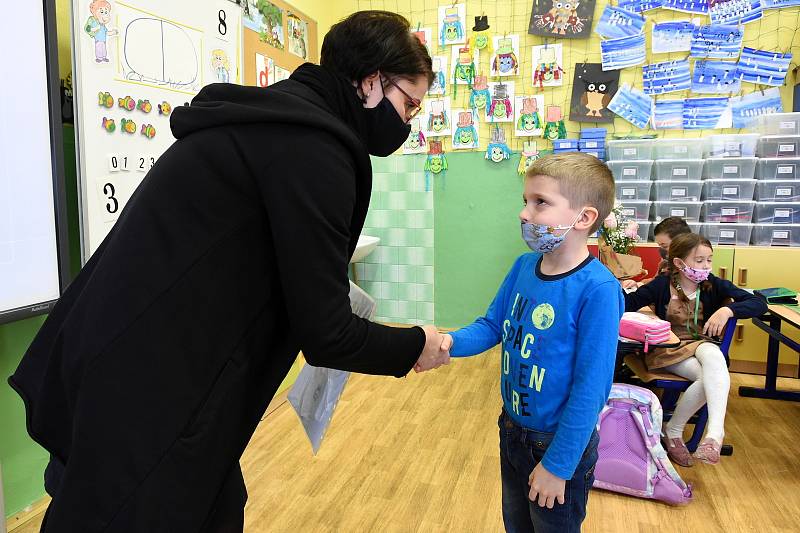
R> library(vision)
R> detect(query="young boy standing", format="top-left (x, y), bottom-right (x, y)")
top-left (440, 153), bottom-right (624, 532)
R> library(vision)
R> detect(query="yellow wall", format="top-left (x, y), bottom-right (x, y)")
top-left (352, 0), bottom-right (800, 153)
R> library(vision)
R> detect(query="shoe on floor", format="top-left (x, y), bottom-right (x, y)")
top-left (663, 436), bottom-right (694, 467)
top-left (693, 437), bottom-right (721, 465)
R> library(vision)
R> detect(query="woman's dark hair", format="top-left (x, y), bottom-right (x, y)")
top-left (321, 11), bottom-right (434, 87)
top-left (667, 233), bottom-right (713, 300)
top-left (654, 216), bottom-right (691, 239)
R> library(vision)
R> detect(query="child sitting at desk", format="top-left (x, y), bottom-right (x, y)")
top-left (624, 233), bottom-right (766, 466)
top-left (623, 216), bottom-right (691, 290)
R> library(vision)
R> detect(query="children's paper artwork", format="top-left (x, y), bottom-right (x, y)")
top-left (730, 88), bottom-right (783, 128)
top-left (411, 28), bottom-right (433, 51)
top-left (690, 25), bottom-right (744, 58)
top-left (452, 109), bottom-right (480, 150)
top-left (273, 65), bottom-right (290, 83)
top-left (439, 4), bottom-right (467, 47)
top-left (619, 0), bottom-right (665, 11)
top-left (601, 33), bottom-right (646, 71)
top-left (543, 105), bottom-right (567, 140)
top-left (491, 35), bottom-right (521, 77)
top-left (763, 0), bottom-right (800, 7)
top-left (487, 82), bottom-right (515, 123)
top-left (424, 140), bottom-right (448, 191)
top-left (738, 47), bottom-right (793, 86)
top-left (514, 95), bottom-right (546, 136)
top-left (470, 75), bottom-right (491, 113)
top-left (596, 6), bottom-right (647, 40)
top-left (471, 16), bottom-right (492, 53)
top-left (532, 44), bottom-right (564, 88)
top-left (569, 63), bottom-right (619, 123)
top-left (652, 99), bottom-right (685, 129)
top-left (423, 98), bottom-right (453, 138)
top-left (608, 84), bottom-right (653, 129)
top-left (683, 97), bottom-right (730, 129)
top-left (402, 117), bottom-right (427, 154)
top-left (528, 0), bottom-right (596, 39)
top-left (287, 12), bottom-right (309, 60)
top-left (692, 60), bottom-right (741, 94)
top-left (652, 21), bottom-right (695, 53)
top-left (643, 60), bottom-right (691, 95)
top-left (428, 56), bottom-right (448, 96)
top-left (451, 46), bottom-right (478, 87)
top-left (84, 0), bottom-right (118, 63)
top-left (210, 49), bottom-right (231, 83)
top-left (663, 0), bottom-right (710, 13)
top-left (486, 126), bottom-right (512, 163)
top-left (255, 53), bottom-right (275, 87)
top-left (709, 0), bottom-right (763, 25)
top-left (247, 0), bottom-right (284, 50)
top-left (518, 140), bottom-right (542, 175)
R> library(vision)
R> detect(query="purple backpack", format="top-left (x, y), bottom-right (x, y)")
top-left (593, 383), bottom-right (693, 505)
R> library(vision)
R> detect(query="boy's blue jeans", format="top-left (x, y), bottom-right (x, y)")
top-left (498, 409), bottom-right (599, 533)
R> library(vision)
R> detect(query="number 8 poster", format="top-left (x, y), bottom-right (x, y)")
top-left (73, 0), bottom-right (241, 259)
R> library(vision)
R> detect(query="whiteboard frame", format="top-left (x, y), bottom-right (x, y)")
top-left (0, 0), bottom-right (71, 325)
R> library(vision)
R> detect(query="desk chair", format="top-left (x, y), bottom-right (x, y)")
top-left (623, 318), bottom-right (737, 456)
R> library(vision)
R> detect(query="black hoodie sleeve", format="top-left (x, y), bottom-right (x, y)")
top-left (253, 126), bottom-right (425, 377)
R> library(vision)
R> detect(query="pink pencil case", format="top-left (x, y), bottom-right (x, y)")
top-left (619, 312), bottom-right (672, 352)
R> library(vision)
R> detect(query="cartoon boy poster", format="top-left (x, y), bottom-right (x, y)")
top-left (84, 0), bottom-right (117, 63)
top-left (211, 49), bottom-right (231, 83)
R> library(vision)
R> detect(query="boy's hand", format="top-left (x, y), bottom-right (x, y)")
top-left (703, 306), bottom-right (734, 337)
top-left (413, 326), bottom-right (450, 373)
top-left (528, 463), bottom-right (566, 508)
top-left (440, 333), bottom-right (453, 352)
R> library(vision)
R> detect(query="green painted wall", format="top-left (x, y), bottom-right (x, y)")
top-left (434, 152), bottom-right (529, 329)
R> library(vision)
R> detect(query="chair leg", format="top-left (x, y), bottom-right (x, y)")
top-left (661, 389), bottom-right (680, 415)
top-left (686, 405), bottom-right (708, 453)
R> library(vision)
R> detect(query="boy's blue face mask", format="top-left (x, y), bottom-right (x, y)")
top-left (521, 209), bottom-right (585, 254)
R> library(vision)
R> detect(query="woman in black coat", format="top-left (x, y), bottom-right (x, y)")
top-left (10, 11), bottom-right (446, 532)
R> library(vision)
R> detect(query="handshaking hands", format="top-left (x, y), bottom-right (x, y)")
top-left (413, 326), bottom-right (453, 373)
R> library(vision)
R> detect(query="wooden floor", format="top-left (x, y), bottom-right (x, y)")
top-left (12, 347), bottom-right (800, 533)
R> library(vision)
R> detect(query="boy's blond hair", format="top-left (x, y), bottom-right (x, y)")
top-left (525, 153), bottom-right (615, 233)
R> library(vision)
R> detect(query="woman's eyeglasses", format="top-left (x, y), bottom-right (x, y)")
top-left (383, 77), bottom-right (422, 121)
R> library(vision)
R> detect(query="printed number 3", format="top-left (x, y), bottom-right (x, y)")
top-left (103, 183), bottom-right (119, 214)
top-left (218, 10), bottom-right (227, 35)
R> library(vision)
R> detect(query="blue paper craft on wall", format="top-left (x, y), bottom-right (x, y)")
top-left (709, 0), bottom-right (763, 25)
top-left (663, 0), bottom-right (710, 13)
top-left (619, 0), bottom-right (665, 11)
top-left (643, 60), bottom-right (692, 95)
top-left (683, 97), bottom-right (730, 129)
top-left (738, 47), bottom-right (793, 86)
top-left (763, 0), bottom-right (800, 7)
top-left (692, 60), bottom-right (741, 93)
top-left (601, 34), bottom-right (647, 71)
top-left (596, 6), bottom-right (646, 40)
top-left (653, 99), bottom-right (685, 129)
top-left (730, 88), bottom-right (782, 128)
top-left (690, 25), bottom-right (743, 59)
top-left (652, 21), bottom-right (695, 53)
top-left (608, 84), bottom-right (653, 128)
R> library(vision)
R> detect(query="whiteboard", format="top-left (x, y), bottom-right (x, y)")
top-left (0, 0), bottom-right (69, 325)
top-left (71, 0), bottom-right (241, 259)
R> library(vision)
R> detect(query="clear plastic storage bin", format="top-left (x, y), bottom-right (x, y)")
top-left (703, 157), bottom-right (757, 180)
top-left (700, 223), bottom-right (754, 246)
top-left (607, 160), bottom-right (654, 181)
top-left (616, 181), bottom-right (653, 201)
top-left (654, 159), bottom-right (705, 180)
top-left (707, 134), bottom-right (759, 157)
top-left (618, 201), bottom-right (652, 221)
top-left (752, 224), bottom-right (800, 246)
top-left (754, 202), bottom-right (800, 224)
top-left (756, 157), bottom-right (800, 180)
top-left (653, 180), bottom-right (703, 201)
top-left (630, 220), bottom-right (652, 242)
top-left (758, 135), bottom-right (800, 158)
top-left (702, 179), bottom-right (757, 201)
top-left (654, 139), bottom-right (705, 159)
top-left (653, 201), bottom-right (702, 221)
top-left (607, 140), bottom-right (655, 160)
top-left (756, 180), bottom-right (800, 202)
top-left (702, 201), bottom-right (755, 223)
top-left (756, 112), bottom-right (800, 136)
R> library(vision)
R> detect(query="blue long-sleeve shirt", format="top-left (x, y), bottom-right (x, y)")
top-left (450, 253), bottom-right (624, 479)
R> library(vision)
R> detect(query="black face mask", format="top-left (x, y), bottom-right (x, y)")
top-left (363, 96), bottom-right (411, 156)
top-left (659, 247), bottom-right (668, 259)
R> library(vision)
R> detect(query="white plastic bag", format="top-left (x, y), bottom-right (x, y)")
top-left (287, 282), bottom-right (376, 454)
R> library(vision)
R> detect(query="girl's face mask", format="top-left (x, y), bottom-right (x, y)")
top-left (679, 261), bottom-right (711, 283)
